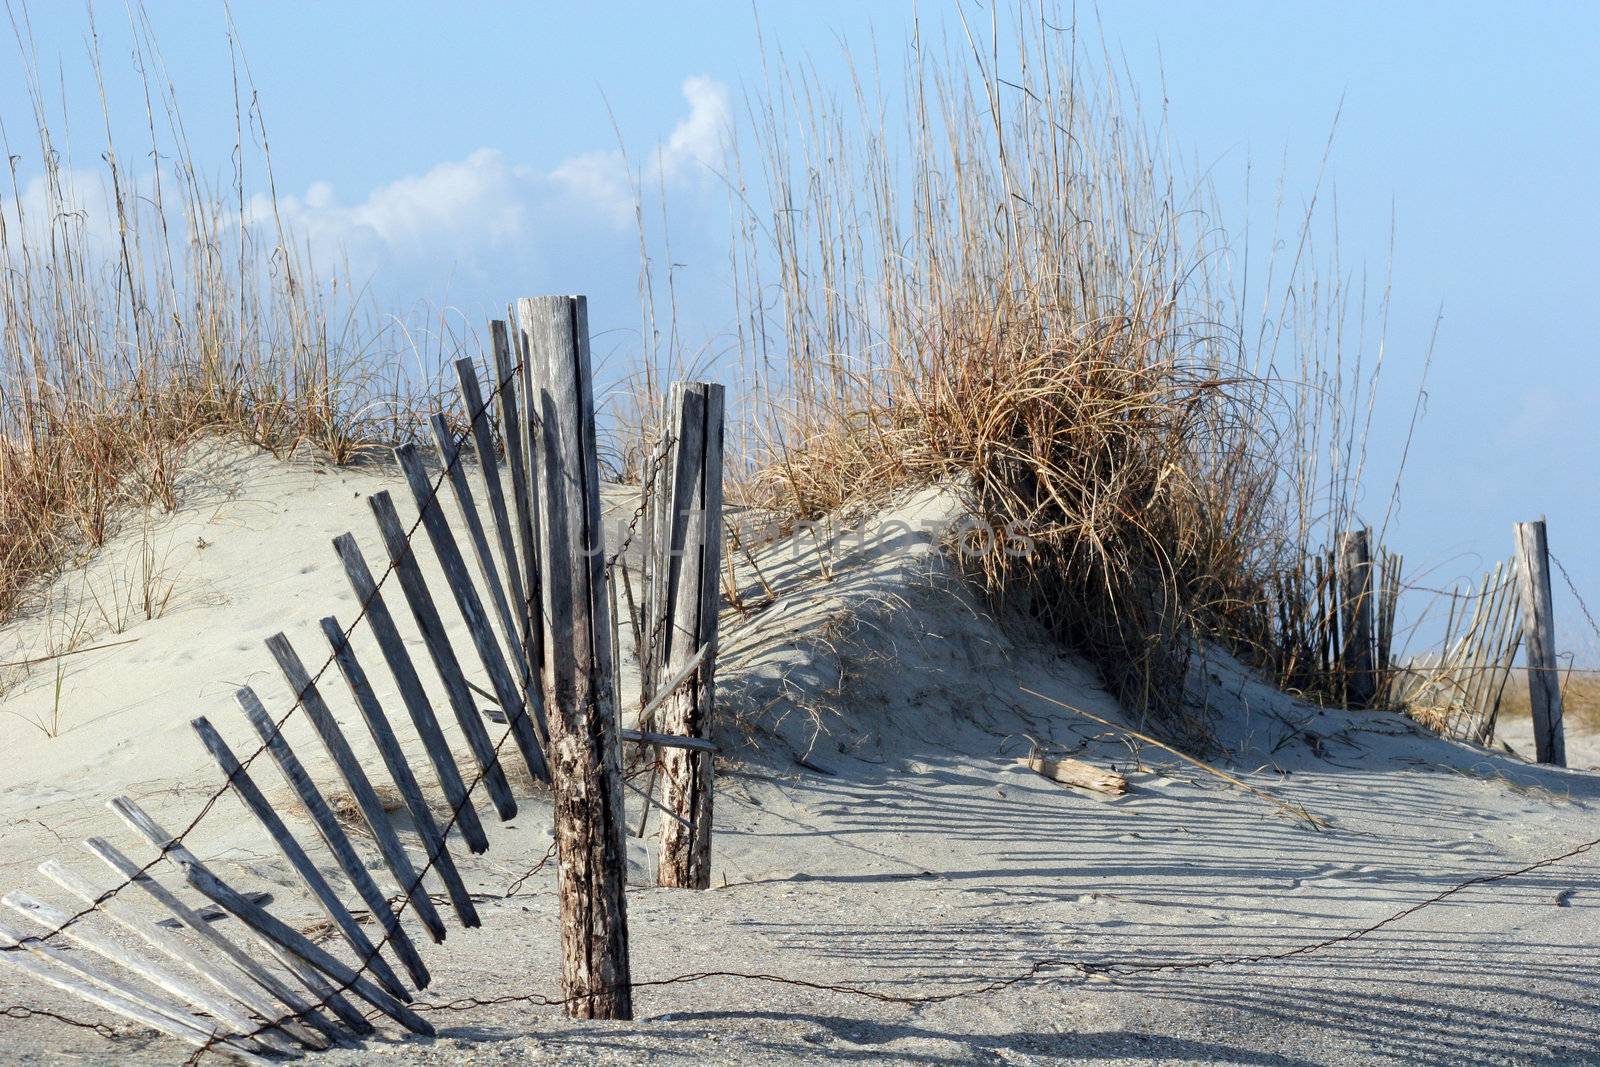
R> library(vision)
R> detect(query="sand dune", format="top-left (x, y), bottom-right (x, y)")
top-left (2, 442), bottom-right (1597, 1064)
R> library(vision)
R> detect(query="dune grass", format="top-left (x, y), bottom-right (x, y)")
top-left (0, 9), bottom-right (431, 631)
top-left (684, 9), bottom-right (1407, 743)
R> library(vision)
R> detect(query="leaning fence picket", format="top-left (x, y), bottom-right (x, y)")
top-left (369, 489), bottom-right (520, 818)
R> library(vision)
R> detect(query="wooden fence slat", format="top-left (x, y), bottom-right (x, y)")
top-left (656, 382), bottom-right (724, 890)
top-left (188, 716), bottom-right (411, 1002)
top-left (1338, 530), bottom-right (1375, 706)
top-left (494, 316), bottom-right (544, 678)
top-left (40, 858), bottom-right (329, 1051)
top-left (333, 533), bottom-right (491, 853)
top-left (236, 683), bottom-right (435, 989)
top-left (321, 615), bottom-right (480, 928)
top-left (478, 343), bottom-right (535, 665)
top-left (368, 490), bottom-right (520, 819)
top-left (0, 919), bottom-right (274, 1066)
top-left (1514, 518), bottom-right (1567, 766)
top-left (109, 798), bottom-right (385, 1037)
top-left (4, 890), bottom-right (294, 1055)
top-left (395, 444), bottom-right (551, 784)
top-left (447, 364), bottom-right (530, 675)
top-left (81, 835), bottom-right (351, 1045)
top-left (518, 293), bottom-right (633, 1020)
top-left (260, 638), bottom-right (447, 946)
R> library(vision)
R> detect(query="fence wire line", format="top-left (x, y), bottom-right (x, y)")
top-left (0, 353), bottom-right (525, 961)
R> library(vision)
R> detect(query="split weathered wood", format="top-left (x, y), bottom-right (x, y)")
top-left (333, 533), bottom-right (490, 853)
top-left (654, 382), bottom-right (724, 890)
top-left (395, 444), bottom-right (551, 782)
top-left (81, 835), bottom-right (351, 1045)
top-left (235, 683), bottom-right (435, 989)
top-left (491, 319), bottom-right (543, 676)
top-left (1338, 529), bottom-right (1375, 707)
top-left (3, 889), bottom-right (293, 1055)
top-left (0, 917), bottom-right (275, 1066)
top-left (1016, 755), bottom-right (1129, 796)
top-left (188, 716), bottom-right (411, 1001)
top-left (428, 412), bottom-right (525, 683)
top-left (260, 638), bottom-right (447, 945)
top-left (1514, 519), bottom-right (1567, 766)
top-left (321, 615), bottom-right (480, 928)
top-left (40, 858), bottom-right (329, 1051)
top-left (109, 797), bottom-right (395, 1037)
top-left (517, 293), bottom-right (633, 1020)
top-left (368, 489), bottom-right (519, 819)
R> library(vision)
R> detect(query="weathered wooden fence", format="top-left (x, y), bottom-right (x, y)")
top-left (0, 294), bottom-right (725, 1057)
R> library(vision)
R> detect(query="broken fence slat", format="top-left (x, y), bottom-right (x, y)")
top-left (369, 489), bottom-right (520, 819)
top-left (236, 682), bottom-right (435, 990)
top-left (81, 835), bottom-right (350, 1046)
top-left (0, 920), bottom-right (274, 1067)
top-left (40, 858), bottom-right (329, 1051)
top-left (395, 444), bottom-right (551, 784)
top-left (259, 638), bottom-right (448, 946)
top-left (3, 890), bottom-right (294, 1056)
top-left (108, 797), bottom-right (379, 1037)
top-left (188, 716), bottom-right (411, 1002)
top-left (321, 615), bottom-right (481, 929)
top-left (332, 533), bottom-right (491, 854)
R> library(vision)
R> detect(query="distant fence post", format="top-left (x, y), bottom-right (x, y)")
top-left (516, 294), bottom-right (633, 1019)
top-left (652, 382), bottom-right (724, 890)
top-left (1339, 528), bottom-right (1375, 707)
top-left (1513, 519), bottom-right (1566, 766)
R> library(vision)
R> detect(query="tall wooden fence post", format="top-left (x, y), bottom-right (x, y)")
top-left (653, 383), bottom-right (724, 890)
top-left (1514, 518), bottom-right (1566, 766)
top-left (515, 294), bottom-right (633, 1019)
top-left (1339, 528), bottom-right (1375, 707)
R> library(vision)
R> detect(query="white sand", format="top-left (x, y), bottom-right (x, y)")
top-left (2, 441), bottom-right (1597, 1064)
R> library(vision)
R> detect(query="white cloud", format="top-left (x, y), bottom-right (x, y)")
top-left (549, 75), bottom-right (732, 227)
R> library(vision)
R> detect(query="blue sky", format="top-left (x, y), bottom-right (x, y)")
top-left (4, 2), bottom-right (1597, 660)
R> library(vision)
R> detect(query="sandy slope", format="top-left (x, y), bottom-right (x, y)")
top-left (1, 442), bottom-right (1597, 1065)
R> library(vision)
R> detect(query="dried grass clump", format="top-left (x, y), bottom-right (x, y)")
top-left (0, 11), bottom-right (424, 625)
top-left (715, 10), bottom-right (1384, 745)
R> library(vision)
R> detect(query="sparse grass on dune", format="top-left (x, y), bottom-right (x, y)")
top-left (0, 10), bottom-right (433, 629)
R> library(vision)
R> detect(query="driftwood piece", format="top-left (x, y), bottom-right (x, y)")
top-left (1016, 755), bottom-right (1129, 796)
top-left (333, 533), bottom-right (490, 853)
top-left (518, 293), bottom-right (633, 1020)
top-left (188, 716), bottom-right (410, 1001)
top-left (368, 489), bottom-right (519, 819)
top-left (321, 615), bottom-right (480, 927)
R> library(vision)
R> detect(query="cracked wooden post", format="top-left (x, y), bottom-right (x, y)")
top-left (515, 294), bottom-right (633, 1019)
top-left (654, 382), bottom-right (723, 890)
top-left (1514, 518), bottom-right (1566, 766)
top-left (1338, 528), bottom-right (1375, 707)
